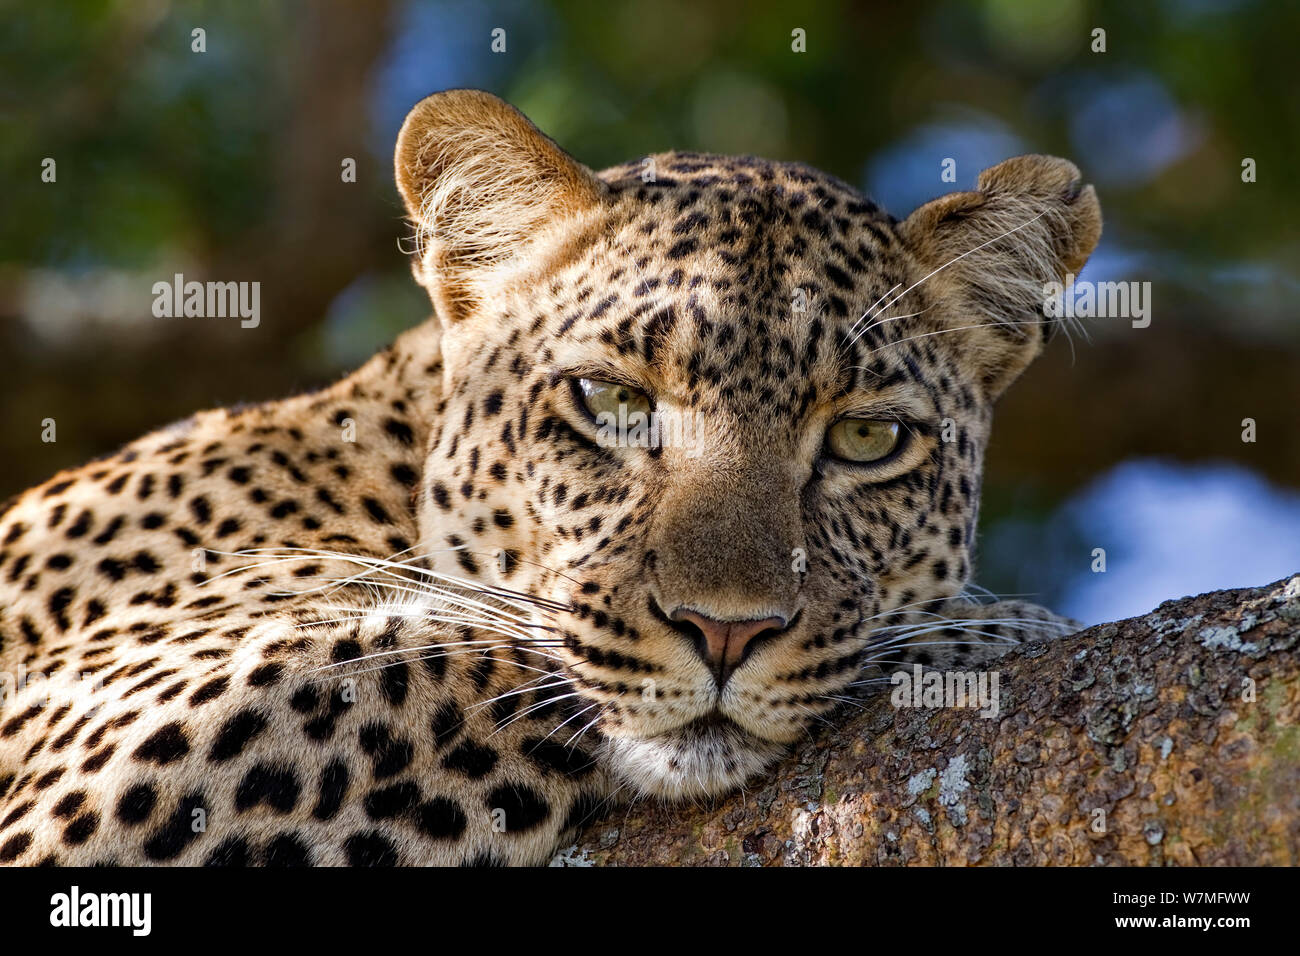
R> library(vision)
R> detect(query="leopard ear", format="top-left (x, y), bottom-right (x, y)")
top-left (898, 155), bottom-right (1102, 398)
top-left (395, 89), bottom-right (607, 324)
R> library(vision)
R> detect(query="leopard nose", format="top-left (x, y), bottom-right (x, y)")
top-left (670, 608), bottom-right (789, 686)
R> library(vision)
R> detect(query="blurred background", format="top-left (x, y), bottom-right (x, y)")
top-left (1, 0), bottom-right (1297, 624)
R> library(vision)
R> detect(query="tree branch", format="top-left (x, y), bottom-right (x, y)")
top-left (571, 575), bottom-right (1300, 865)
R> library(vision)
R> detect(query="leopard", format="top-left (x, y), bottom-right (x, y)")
top-left (0, 89), bottom-right (1101, 866)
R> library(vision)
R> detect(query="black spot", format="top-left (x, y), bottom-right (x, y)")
top-left (421, 648), bottom-right (446, 682)
top-left (235, 764), bottom-right (301, 814)
top-left (289, 686), bottom-right (320, 712)
top-left (362, 498), bottom-right (392, 524)
top-left (430, 482), bottom-right (451, 510)
top-left (132, 722), bottom-right (191, 765)
top-left (824, 262), bottom-right (854, 290)
top-left (82, 743), bottom-right (115, 773)
top-left (523, 737), bottom-right (597, 778)
top-left (2, 703), bottom-right (43, 739)
top-left (204, 836), bottom-right (250, 866)
top-left (485, 784), bottom-right (550, 833)
top-left (0, 832), bottom-right (31, 863)
top-left (1, 800), bottom-right (33, 829)
top-left (48, 587), bottom-right (74, 630)
top-left (384, 419), bottom-right (415, 445)
top-left (379, 661), bottom-right (409, 707)
top-left (364, 781), bottom-right (422, 820)
top-left (416, 798), bottom-right (467, 840)
top-left (79, 606), bottom-right (103, 637)
top-left (189, 496), bottom-right (212, 524)
top-left (270, 500), bottom-right (299, 519)
top-left (312, 759), bottom-right (349, 821)
top-left (344, 831), bottom-right (398, 867)
top-left (51, 791), bottom-right (85, 818)
top-left (94, 516), bottom-right (127, 542)
top-left (331, 639), bottom-right (362, 663)
top-left (115, 783), bottom-right (157, 825)
top-left (189, 675), bottom-right (230, 705)
top-left (454, 546), bottom-right (478, 575)
top-left (209, 708), bottom-right (269, 762)
top-left (62, 812), bottom-right (99, 846)
top-left (247, 662), bottom-right (284, 687)
top-left (468, 656), bottom-right (494, 689)
top-left (672, 211), bottom-right (708, 234)
top-left (65, 509), bottom-right (92, 538)
top-left (142, 791), bottom-right (207, 861)
top-left (358, 723), bottom-right (413, 779)
top-left (429, 702), bottom-right (463, 750)
top-left (667, 237), bottom-right (698, 258)
top-left (442, 741), bottom-right (498, 779)
top-left (132, 551), bottom-right (160, 573)
top-left (264, 833), bottom-right (312, 867)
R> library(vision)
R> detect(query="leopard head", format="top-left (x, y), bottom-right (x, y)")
top-left (394, 90), bottom-right (1101, 799)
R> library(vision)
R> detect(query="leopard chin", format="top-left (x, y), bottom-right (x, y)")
top-left (598, 714), bottom-right (788, 801)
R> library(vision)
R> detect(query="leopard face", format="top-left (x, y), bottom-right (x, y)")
top-left (397, 91), bottom-right (1101, 799)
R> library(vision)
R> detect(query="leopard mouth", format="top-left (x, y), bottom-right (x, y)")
top-left (670, 709), bottom-right (748, 741)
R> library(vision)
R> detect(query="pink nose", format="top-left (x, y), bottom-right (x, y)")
top-left (671, 608), bottom-right (788, 685)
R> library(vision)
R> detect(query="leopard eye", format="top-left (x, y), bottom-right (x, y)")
top-left (574, 377), bottom-right (653, 421)
top-left (826, 418), bottom-right (902, 463)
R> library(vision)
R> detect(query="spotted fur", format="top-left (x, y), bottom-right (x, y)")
top-left (0, 90), bottom-right (1099, 866)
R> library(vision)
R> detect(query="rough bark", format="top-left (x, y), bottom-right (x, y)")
top-left (570, 575), bottom-right (1300, 866)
